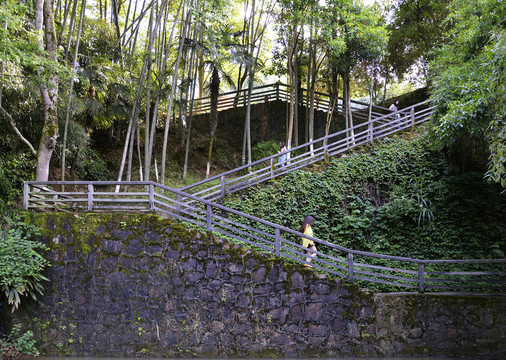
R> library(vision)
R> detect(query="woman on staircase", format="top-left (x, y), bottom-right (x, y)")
top-left (300, 215), bottom-right (317, 268)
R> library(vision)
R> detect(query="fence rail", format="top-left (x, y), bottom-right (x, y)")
top-left (192, 83), bottom-right (391, 123)
top-left (180, 99), bottom-right (433, 203)
top-left (24, 180), bottom-right (506, 293)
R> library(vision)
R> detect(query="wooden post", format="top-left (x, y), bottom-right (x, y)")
top-left (410, 107), bottom-right (415, 130)
top-left (220, 175), bottom-right (225, 199)
top-left (368, 87), bottom-right (373, 141)
top-left (275, 228), bottom-right (280, 257)
top-left (270, 158), bottom-right (274, 178)
top-left (149, 184), bottom-right (155, 211)
top-left (87, 184), bottom-right (93, 211)
top-left (206, 204), bottom-right (212, 232)
top-left (323, 138), bottom-right (328, 162)
top-left (348, 253), bottom-right (354, 283)
top-left (418, 263), bottom-right (425, 293)
top-left (177, 194), bottom-right (181, 215)
top-left (23, 182), bottom-right (29, 209)
top-left (275, 83), bottom-right (279, 101)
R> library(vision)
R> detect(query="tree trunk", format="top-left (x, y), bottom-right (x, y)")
top-left (63, 0), bottom-right (79, 61)
top-left (161, 0), bottom-right (186, 186)
top-left (35, 0), bottom-right (60, 182)
top-left (286, 22), bottom-right (298, 157)
top-left (343, 75), bottom-right (355, 145)
top-left (61, 0), bottom-right (86, 181)
top-left (207, 67), bottom-right (220, 178)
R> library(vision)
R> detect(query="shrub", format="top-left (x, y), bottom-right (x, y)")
top-left (0, 152), bottom-right (36, 205)
top-left (76, 149), bottom-right (111, 181)
top-left (0, 214), bottom-right (50, 312)
top-left (0, 324), bottom-right (39, 358)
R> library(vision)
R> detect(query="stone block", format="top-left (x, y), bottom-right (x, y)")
top-left (268, 307), bottom-right (287, 323)
top-left (291, 271), bottom-right (304, 288)
top-left (252, 266), bottom-right (267, 282)
top-left (253, 283), bottom-right (272, 295)
top-left (305, 302), bottom-right (325, 321)
top-left (122, 238), bottom-right (142, 256)
top-left (290, 304), bottom-right (303, 322)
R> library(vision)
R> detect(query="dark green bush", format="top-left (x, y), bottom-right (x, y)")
top-left (0, 152), bottom-right (36, 206)
top-left (224, 135), bottom-right (506, 262)
top-left (0, 214), bottom-right (50, 312)
top-left (76, 149), bottom-right (111, 181)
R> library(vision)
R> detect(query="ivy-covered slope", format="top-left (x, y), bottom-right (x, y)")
top-left (224, 134), bottom-right (506, 261)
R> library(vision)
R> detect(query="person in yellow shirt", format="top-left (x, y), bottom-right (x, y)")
top-left (300, 215), bottom-right (317, 267)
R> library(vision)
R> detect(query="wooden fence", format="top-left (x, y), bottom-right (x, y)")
top-left (192, 83), bottom-right (392, 124)
top-left (24, 180), bottom-right (506, 293)
top-left (22, 95), bottom-right (505, 294)
top-left (180, 99), bottom-right (434, 203)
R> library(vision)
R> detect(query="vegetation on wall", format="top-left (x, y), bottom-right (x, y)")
top-left (224, 133), bottom-right (506, 263)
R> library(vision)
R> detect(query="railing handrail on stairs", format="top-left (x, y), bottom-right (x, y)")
top-left (23, 180), bottom-right (506, 293)
top-left (179, 99), bottom-right (433, 203)
top-left (22, 96), bottom-right (506, 294)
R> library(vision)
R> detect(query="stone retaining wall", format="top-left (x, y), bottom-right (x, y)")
top-left (8, 214), bottom-right (505, 359)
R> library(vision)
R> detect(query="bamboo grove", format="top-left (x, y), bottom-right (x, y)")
top-left (0, 0), bottom-right (504, 189)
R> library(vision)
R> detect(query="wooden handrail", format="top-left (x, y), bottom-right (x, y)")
top-left (23, 98), bottom-right (504, 293)
top-left (180, 99), bottom-right (433, 202)
top-left (24, 179), bottom-right (506, 293)
top-left (191, 82), bottom-right (390, 116)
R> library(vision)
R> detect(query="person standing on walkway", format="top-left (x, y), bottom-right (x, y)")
top-left (389, 99), bottom-right (401, 127)
top-left (278, 141), bottom-right (287, 166)
top-left (300, 215), bottom-right (317, 267)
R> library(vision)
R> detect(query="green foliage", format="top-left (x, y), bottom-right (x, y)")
top-left (0, 324), bottom-right (39, 358)
top-left (429, 0), bottom-right (506, 187)
top-left (387, 0), bottom-right (449, 80)
top-left (0, 1), bottom-right (70, 87)
top-left (75, 149), bottom-right (111, 181)
top-left (224, 136), bottom-right (506, 265)
top-left (0, 214), bottom-right (50, 312)
top-left (252, 141), bottom-right (280, 162)
top-left (322, 0), bottom-right (388, 77)
top-left (0, 152), bottom-right (36, 206)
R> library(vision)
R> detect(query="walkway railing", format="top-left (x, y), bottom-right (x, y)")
top-left (192, 83), bottom-right (392, 124)
top-left (180, 99), bottom-right (433, 203)
top-left (23, 180), bottom-right (506, 293)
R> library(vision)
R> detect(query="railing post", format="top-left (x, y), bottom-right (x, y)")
top-left (275, 83), bottom-right (279, 101)
top-left (220, 175), bottom-right (225, 199)
top-left (206, 204), bottom-right (212, 232)
top-left (23, 182), bottom-right (29, 209)
top-left (275, 228), bottom-right (280, 257)
top-left (270, 158), bottom-right (274, 178)
top-left (348, 253), bottom-right (354, 283)
top-left (177, 194), bottom-right (181, 216)
top-left (87, 184), bottom-right (94, 211)
top-left (418, 263), bottom-right (425, 293)
top-left (410, 107), bottom-right (415, 130)
top-left (369, 119), bottom-right (374, 141)
top-left (149, 184), bottom-right (155, 211)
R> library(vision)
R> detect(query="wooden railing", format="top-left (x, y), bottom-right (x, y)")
top-left (23, 95), bottom-right (505, 293)
top-left (180, 99), bottom-right (433, 203)
top-left (24, 180), bottom-right (506, 293)
top-left (192, 83), bottom-right (392, 124)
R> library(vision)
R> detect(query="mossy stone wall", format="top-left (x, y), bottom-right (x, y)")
top-left (9, 213), bottom-right (506, 358)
